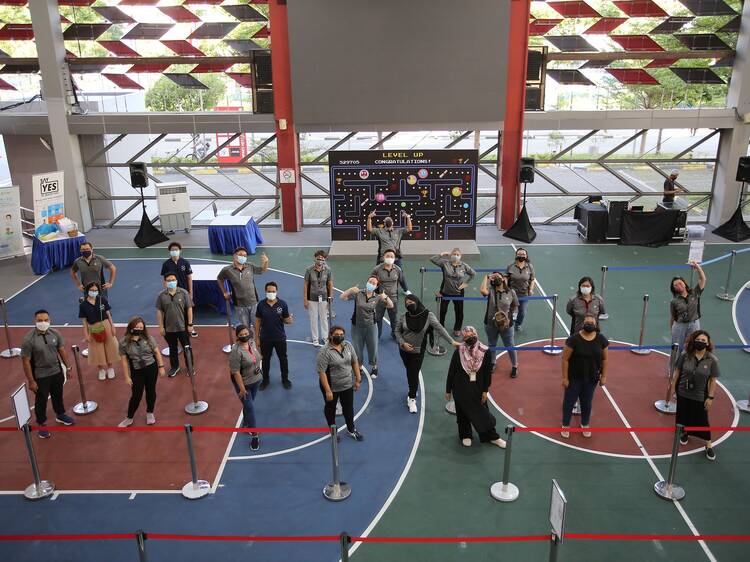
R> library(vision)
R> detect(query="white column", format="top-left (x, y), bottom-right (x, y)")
top-left (29, 0), bottom-right (92, 231)
top-left (710, 0), bottom-right (750, 226)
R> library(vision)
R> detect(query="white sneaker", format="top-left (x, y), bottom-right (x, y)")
top-left (581, 425), bottom-right (591, 438)
top-left (491, 438), bottom-right (507, 449)
top-left (461, 438), bottom-right (472, 447)
top-left (98, 369), bottom-right (106, 381)
top-left (405, 290), bottom-right (413, 295)
top-left (335, 403), bottom-right (343, 416)
top-left (107, 367), bottom-right (116, 379)
top-left (560, 428), bottom-right (570, 438)
top-left (118, 418), bottom-right (133, 428)
top-left (146, 413), bottom-right (156, 425)
top-left (407, 398), bottom-right (417, 414)
top-left (312, 340), bottom-right (321, 347)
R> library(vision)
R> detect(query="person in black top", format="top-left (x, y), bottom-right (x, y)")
top-left (255, 281), bottom-right (294, 390)
top-left (79, 281), bottom-right (119, 381)
top-left (560, 313), bottom-right (609, 438)
top-left (662, 170), bottom-right (682, 207)
top-left (669, 330), bottom-right (720, 461)
top-left (160, 242), bottom-right (196, 337)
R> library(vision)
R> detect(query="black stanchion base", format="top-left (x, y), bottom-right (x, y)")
top-left (134, 210), bottom-right (169, 249)
top-left (503, 206), bottom-right (537, 243)
top-left (712, 204), bottom-right (750, 242)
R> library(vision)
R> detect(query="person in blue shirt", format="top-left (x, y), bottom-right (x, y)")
top-left (160, 242), bottom-right (196, 337)
top-left (255, 281), bottom-right (294, 390)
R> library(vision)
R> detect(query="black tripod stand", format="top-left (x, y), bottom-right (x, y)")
top-left (713, 180), bottom-right (750, 242)
top-left (133, 185), bottom-right (169, 248)
top-left (503, 181), bottom-right (537, 243)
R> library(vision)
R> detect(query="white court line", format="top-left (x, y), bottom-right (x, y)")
top-left (731, 280), bottom-right (750, 348)
top-left (4, 274), bottom-right (48, 302)
top-left (210, 411), bottom-right (242, 493)
top-left (0, 415), bottom-right (15, 424)
top-left (510, 243), bottom-right (717, 562)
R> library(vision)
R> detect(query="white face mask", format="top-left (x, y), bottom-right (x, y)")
top-left (580, 286), bottom-right (592, 295)
top-left (170, 249), bottom-right (180, 258)
top-left (266, 292), bottom-right (277, 301)
top-left (36, 321), bottom-right (50, 332)
top-left (384, 257), bottom-right (395, 265)
top-left (451, 254), bottom-right (461, 262)
top-left (236, 255), bottom-right (247, 265)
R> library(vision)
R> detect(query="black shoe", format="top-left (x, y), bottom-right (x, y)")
top-left (259, 380), bottom-right (270, 391)
top-left (347, 429), bottom-right (364, 441)
top-left (250, 434), bottom-right (260, 451)
top-left (168, 367), bottom-right (179, 378)
top-left (705, 447), bottom-right (716, 461)
top-left (370, 366), bottom-right (378, 379)
top-left (679, 433), bottom-right (689, 446)
top-left (510, 367), bottom-right (518, 379)
top-left (282, 379), bottom-right (292, 390)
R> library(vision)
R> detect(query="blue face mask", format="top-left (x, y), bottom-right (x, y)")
top-left (169, 249), bottom-right (180, 258)
top-left (236, 255), bottom-right (247, 265)
top-left (88, 291), bottom-right (99, 298)
top-left (366, 282), bottom-right (377, 292)
top-left (166, 280), bottom-right (178, 290)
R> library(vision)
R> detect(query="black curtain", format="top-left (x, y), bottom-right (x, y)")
top-left (619, 210), bottom-right (680, 247)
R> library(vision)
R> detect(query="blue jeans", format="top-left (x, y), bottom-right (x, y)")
top-left (233, 380), bottom-right (260, 430)
top-left (352, 323), bottom-right (378, 368)
top-left (515, 298), bottom-right (529, 327)
top-left (562, 377), bottom-right (598, 426)
top-left (671, 320), bottom-right (700, 352)
top-left (484, 323), bottom-right (517, 366)
top-left (375, 256), bottom-right (409, 291)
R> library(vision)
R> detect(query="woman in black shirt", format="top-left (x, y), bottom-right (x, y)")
top-left (561, 314), bottom-right (608, 438)
top-left (669, 330), bottom-right (719, 461)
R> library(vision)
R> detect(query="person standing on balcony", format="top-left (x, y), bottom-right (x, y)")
top-left (662, 170), bottom-right (683, 208)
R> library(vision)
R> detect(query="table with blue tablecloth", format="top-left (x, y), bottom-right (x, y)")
top-left (31, 235), bottom-right (87, 275)
top-left (191, 264), bottom-right (231, 315)
top-left (208, 216), bottom-right (264, 255)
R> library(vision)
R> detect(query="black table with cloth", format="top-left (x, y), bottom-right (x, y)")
top-left (619, 209), bottom-right (681, 247)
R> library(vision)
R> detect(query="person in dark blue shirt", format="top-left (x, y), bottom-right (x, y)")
top-left (255, 281), bottom-right (294, 390)
top-left (160, 242), bottom-right (196, 337)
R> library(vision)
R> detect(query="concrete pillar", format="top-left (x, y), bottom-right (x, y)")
top-left (29, 0), bottom-right (92, 231)
top-left (709, 0), bottom-right (750, 226)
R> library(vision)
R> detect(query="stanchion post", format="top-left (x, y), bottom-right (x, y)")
top-left (598, 266), bottom-right (609, 320)
top-left (630, 294), bottom-right (651, 355)
top-left (419, 266), bottom-right (426, 302)
top-left (654, 423), bottom-right (686, 501)
top-left (223, 295), bottom-right (233, 354)
top-left (181, 424), bottom-right (210, 499)
top-left (549, 533), bottom-right (560, 562)
top-left (323, 425), bottom-right (351, 501)
top-left (543, 294), bottom-right (562, 355)
top-left (716, 250), bottom-right (737, 301)
top-left (655, 343), bottom-right (679, 414)
top-left (0, 297), bottom-right (21, 358)
top-left (490, 425), bottom-right (519, 502)
top-left (340, 532), bottom-right (351, 562)
top-left (737, 395), bottom-right (750, 413)
top-left (22, 423), bottom-right (54, 500)
top-left (183, 345), bottom-right (208, 415)
top-left (71, 344), bottom-right (98, 415)
top-left (135, 529), bottom-right (148, 562)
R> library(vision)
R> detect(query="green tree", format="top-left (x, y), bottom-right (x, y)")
top-left (144, 74), bottom-right (227, 112)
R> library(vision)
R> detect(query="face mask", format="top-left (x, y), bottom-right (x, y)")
top-left (132, 329), bottom-right (145, 337)
top-left (81, 250), bottom-right (92, 258)
top-left (166, 280), bottom-right (178, 290)
top-left (366, 282), bottom-right (377, 292)
top-left (582, 323), bottom-right (597, 333)
top-left (170, 249), bottom-right (180, 258)
top-left (237, 335), bottom-right (251, 343)
top-left (331, 334), bottom-right (344, 345)
top-left (384, 220), bottom-right (393, 229)
top-left (88, 290), bottom-right (99, 298)
top-left (384, 257), bottom-right (395, 265)
top-left (693, 340), bottom-right (708, 351)
top-left (315, 259), bottom-right (325, 266)
top-left (451, 254), bottom-right (461, 262)
top-left (580, 286), bottom-right (592, 295)
top-left (266, 292), bottom-right (277, 301)
top-left (464, 336), bottom-right (477, 347)
top-left (406, 303), bottom-right (417, 313)
top-left (236, 255), bottom-right (247, 265)
top-left (36, 321), bottom-right (50, 332)
top-left (516, 256), bottom-right (527, 262)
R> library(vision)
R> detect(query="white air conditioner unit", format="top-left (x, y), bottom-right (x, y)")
top-left (155, 181), bottom-right (191, 233)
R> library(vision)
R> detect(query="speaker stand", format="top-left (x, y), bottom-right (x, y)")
top-left (712, 181), bottom-right (750, 242)
top-left (503, 182), bottom-right (537, 243)
top-left (133, 187), bottom-right (170, 248)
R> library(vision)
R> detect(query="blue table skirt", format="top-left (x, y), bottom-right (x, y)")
top-left (31, 235), bottom-right (86, 275)
top-left (193, 279), bottom-right (231, 315)
top-left (208, 218), bottom-right (264, 255)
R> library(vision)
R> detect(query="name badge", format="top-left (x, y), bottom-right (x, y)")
top-left (468, 371), bottom-right (477, 382)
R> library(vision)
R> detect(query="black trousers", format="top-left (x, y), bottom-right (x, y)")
top-left (34, 371), bottom-right (65, 425)
top-left (260, 339), bottom-right (289, 381)
top-left (399, 348), bottom-right (426, 399)
top-left (127, 362), bottom-right (158, 418)
top-left (455, 402), bottom-right (500, 442)
top-left (439, 294), bottom-right (464, 332)
top-left (320, 383), bottom-right (355, 432)
top-left (164, 331), bottom-right (190, 370)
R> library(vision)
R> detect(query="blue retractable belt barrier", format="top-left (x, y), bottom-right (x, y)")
top-left (438, 295), bottom-right (552, 302)
top-left (485, 343), bottom-right (750, 352)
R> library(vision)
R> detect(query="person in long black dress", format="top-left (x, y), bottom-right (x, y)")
top-left (669, 330), bottom-right (719, 461)
top-left (445, 326), bottom-right (506, 448)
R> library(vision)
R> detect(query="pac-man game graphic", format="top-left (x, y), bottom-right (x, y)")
top-left (329, 149), bottom-right (478, 241)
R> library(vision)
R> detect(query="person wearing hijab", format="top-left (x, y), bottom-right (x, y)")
top-left (395, 295), bottom-right (459, 413)
top-left (445, 326), bottom-right (506, 448)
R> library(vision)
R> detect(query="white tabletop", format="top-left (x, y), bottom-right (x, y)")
top-left (209, 215), bottom-right (254, 227)
top-left (191, 264), bottom-right (226, 281)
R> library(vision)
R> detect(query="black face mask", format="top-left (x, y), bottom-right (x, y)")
top-left (331, 334), bottom-right (344, 345)
top-left (693, 340), bottom-right (708, 351)
top-left (464, 336), bottom-right (477, 347)
top-left (516, 256), bottom-right (527, 262)
top-left (406, 303), bottom-right (417, 313)
top-left (81, 250), bottom-right (92, 258)
top-left (582, 323), bottom-right (597, 333)
top-left (131, 329), bottom-right (145, 337)
top-left (237, 335), bottom-right (251, 343)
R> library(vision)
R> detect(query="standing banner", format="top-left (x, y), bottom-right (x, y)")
top-left (0, 184), bottom-right (24, 259)
top-left (31, 171), bottom-right (65, 230)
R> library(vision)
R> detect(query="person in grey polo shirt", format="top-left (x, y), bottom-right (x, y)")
top-left (156, 273), bottom-right (194, 377)
top-left (229, 324), bottom-right (263, 451)
top-left (316, 326), bottom-right (363, 441)
top-left (217, 246), bottom-right (269, 331)
top-left (303, 249), bottom-right (333, 347)
top-left (566, 276), bottom-right (606, 334)
top-left (431, 249), bottom-right (476, 336)
top-left (669, 261), bottom-right (706, 351)
top-left (371, 249), bottom-right (402, 340)
top-left (70, 241), bottom-right (117, 297)
top-left (21, 309), bottom-right (74, 438)
top-left (367, 210), bottom-right (412, 292)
